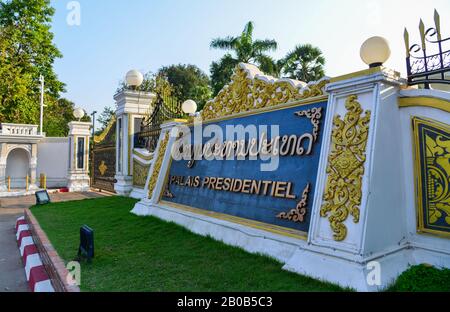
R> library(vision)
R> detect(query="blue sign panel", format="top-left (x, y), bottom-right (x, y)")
top-left (163, 101), bottom-right (328, 235)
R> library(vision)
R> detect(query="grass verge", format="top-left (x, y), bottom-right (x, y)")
top-left (31, 196), bottom-right (449, 292)
top-left (31, 196), bottom-right (344, 292)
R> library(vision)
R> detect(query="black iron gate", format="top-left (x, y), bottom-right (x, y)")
top-left (135, 93), bottom-right (183, 152)
top-left (92, 118), bottom-right (117, 193)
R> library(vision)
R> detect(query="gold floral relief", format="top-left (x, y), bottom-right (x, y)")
top-left (320, 95), bottom-right (371, 241)
top-left (201, 64), bottom-right (329, 121)
top-left (148, 132), bottom-right (170, 198)
top-left (277, 183), bottom-right (311, 223)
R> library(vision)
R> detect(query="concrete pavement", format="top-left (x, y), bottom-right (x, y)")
top-left (0, 209), bottom-right (28, 292)
top-left (0, 191), bottom-right (108, 292)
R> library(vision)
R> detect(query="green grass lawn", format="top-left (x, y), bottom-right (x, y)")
top-left (31, 196), bottom-right (449, 292)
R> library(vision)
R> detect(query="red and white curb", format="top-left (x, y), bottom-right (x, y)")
top-left (15, 216), bottom-right (55, 292)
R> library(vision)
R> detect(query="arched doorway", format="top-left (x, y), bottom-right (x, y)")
top-left (6, 148), bottom-right (30, 189)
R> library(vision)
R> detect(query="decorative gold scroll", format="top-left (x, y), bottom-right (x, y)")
top-left (295, 107), bottom-right (323, 142)
top-left (148, 132), bottom-right (170, 198)
top-left (277, 183), bottom-right (311, 223)
top-left (320, 95), bottom-right (371, 241)
top-left (201, 64), bottom-right (329, 121)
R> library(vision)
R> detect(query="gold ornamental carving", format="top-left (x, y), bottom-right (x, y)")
top-left (277, 183), bottom-right (311, 223)
top-left (133, 160), bottom-right (150, 188)
top-left (99, 161), bottom-right (107, 176)
top-left (295, 107), bottom-right (323, 142)
top-left (201, 63), bottom-right (329, 121)
top-left (320, 95), bottom-right (371, 241)
top-left (148, 132), bottom-right (170, 198)
top-left (94, 116), bottom-right (116, 144)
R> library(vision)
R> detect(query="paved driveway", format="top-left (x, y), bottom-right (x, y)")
top-left (0, 191), bottom-right (107, 292)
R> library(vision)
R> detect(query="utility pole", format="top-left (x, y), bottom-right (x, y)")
top-left (39, 75), bottom-right (45, 135)
top-left (90, 111), bottom-right (97, 188)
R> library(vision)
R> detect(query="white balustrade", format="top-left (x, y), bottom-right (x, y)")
top-left (0, 123), bottom-right (39, 136)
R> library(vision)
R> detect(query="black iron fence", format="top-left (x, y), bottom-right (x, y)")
top-left (135, 92), bottom-right (183, 153)
top-left (405, 10), bottom-right (450, 88)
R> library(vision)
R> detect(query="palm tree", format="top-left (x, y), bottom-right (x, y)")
top-left (210, 21), bottom-right (278, 77)
top-left (281, 44), bottom-right (325, 82)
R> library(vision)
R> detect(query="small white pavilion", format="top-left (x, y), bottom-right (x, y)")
top-left (0, 121), bottom-right (91, 196)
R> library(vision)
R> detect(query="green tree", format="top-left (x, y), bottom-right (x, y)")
top-left (117, 71), bottom-right (174, 96)
top-left (210, 21), bottom-right (278, 95)
top-left (42, 98), bottom-right (90, 137)
top-left (281, 44), bottom-right (325, 82)
top-left (0, 25), bottom-right (35, 123)
top-left (158, 64), bottom-right (212, 111)
top-left (210, 54), bottom-right (239, 96)
top-left (0, 0), bottom-right (64, 125)
top-left (96, 106), bottom-right (115, 134)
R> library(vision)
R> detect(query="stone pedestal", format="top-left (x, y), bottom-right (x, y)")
top-left (67, 122), bottom-right (91, 192)
top-left (67, 172), bottom-right (90, 192)
top-left (113, 90), bottom-right (156, 196)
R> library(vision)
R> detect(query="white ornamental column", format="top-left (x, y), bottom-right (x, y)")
top-left (29, 143), bottom-right (39, 190)
top-left (0, 143), bottom-right (7, 191)
top-left (114, 89), bottom-right (156, 196)
top-left (67, 122), bottom-right (91, 192)
top-left (131, 119), bottom-right (187, 216)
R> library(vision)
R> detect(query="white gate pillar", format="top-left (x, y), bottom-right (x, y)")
top-left (114, 89), bottom-right (156, 196)
top-left (67, 122), bottom-right (91, 192)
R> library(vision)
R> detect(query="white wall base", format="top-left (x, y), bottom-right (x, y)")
top-left (283, 246), bottom-right (414, 291)
top-left (131, 200), bottom-right (450, 292)
top-left (114, 175), bottom-right (133, 196)
top-left (0, 189), bottom-right (43, 198)
top-left (45, 178), bottom-right (68, 189)
top-left (131, 201), bottom-right (303, 263)
top-left (129, 187), bottom-right (147, 200)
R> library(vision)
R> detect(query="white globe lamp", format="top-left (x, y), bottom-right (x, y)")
top-left (360, 36), bottom-right (391, 68)
top-left (125, 70), bottom-right (144, 89)
top-left (182, 100), bottom-right (198, 116)
top-left (73, 107), bottom-right (85, 121)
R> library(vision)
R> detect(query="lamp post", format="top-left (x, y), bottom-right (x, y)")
top-left (73, 107), bottom-right (86, 121)
top-left (125, 70), bottom-right (144, 90)
top-left (360, 36), bottom-right (391, 68)
top-left (182, 99), bottom-right (198, 117)
top-left (39, 75), bottom-right (45, 135)
top-left (91, 111), bottom-right (97, 138)
top-left (90, 111), bottom-right (97, 188)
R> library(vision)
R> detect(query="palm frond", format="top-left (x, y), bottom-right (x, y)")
top-left (253, 39), bottom-right (278, 54)
top-left (243, 21), bottom-right (254, 38)
top-left (255, 54), bottom-right (279, 76)
top-left (210, 36), bottom-right (238, 50)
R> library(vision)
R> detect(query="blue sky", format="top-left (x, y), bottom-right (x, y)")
top-left (50, 0), bottom-right (450, 117)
